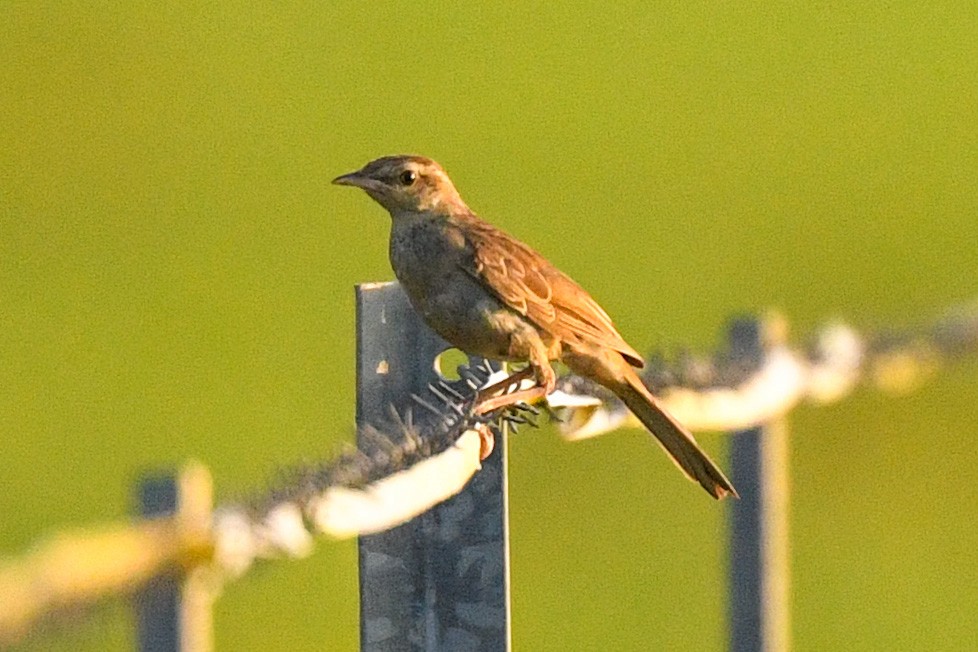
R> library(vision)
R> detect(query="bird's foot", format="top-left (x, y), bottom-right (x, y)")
top-left (475, 423), bottom-right (495, 460)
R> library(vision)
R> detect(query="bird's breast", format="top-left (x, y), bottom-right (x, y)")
top-left (388, 215), bottom-right (466, 292)
top-left (387, 213), bottom-right (520, 360)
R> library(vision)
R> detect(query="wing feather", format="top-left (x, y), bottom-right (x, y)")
top-left (456, 214), bottom-right (644, 367)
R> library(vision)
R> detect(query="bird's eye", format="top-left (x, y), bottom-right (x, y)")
top-left (398, 170), bottom-right (417, 186)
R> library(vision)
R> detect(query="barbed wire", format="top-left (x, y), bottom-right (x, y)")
top-left (2, 299), bottom-right (976, 645)
top-left (550, 299), bottom-right (978, 438)
top-left (0, 358), bottom-right (535, 644)
top-left (213, 357), bottom-right (539, 576)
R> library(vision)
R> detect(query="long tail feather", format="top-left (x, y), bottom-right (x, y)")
top-left (615, 371), bottom-right (737, 500)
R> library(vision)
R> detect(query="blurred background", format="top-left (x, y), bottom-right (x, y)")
top-left (2, 3), bottom-right (977, 650)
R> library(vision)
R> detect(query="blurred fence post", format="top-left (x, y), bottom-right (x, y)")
top-left (728, 318), bottom-right (791, 652)
top-left (356, 282), bottom-right (511, 652)
top-left (134, 465), bottom-right (213, 652)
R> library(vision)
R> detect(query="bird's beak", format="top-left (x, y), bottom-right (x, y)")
top-left (332, 170), bottom-right (369, 188)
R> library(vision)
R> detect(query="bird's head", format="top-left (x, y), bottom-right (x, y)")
top-left (333, 155), bottom-right (468, 215)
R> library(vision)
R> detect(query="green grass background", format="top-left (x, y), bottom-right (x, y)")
top-left (2, 3), bottom-right (977, 650)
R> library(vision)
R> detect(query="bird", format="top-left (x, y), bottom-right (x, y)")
top-left (333, 155), bottom-right (736, 499)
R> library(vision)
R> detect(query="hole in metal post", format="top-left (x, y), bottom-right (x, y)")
top-left (433, 348), bottom-right (469, 381)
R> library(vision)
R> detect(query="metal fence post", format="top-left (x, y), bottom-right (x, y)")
top-left (134, 465), bottom-right (213, 652)
top-left (135, 474), bottom-right (181, 652)
top-left (728, 318), bottom-right (791, 652)
top-left (356, 282), bottom-right (511, 652)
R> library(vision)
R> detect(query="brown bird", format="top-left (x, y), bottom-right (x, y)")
top-left (334, 155), bottom-right (736, 499)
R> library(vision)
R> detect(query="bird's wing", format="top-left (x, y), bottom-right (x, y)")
top-left (455, 214), bottom-right (645, 367)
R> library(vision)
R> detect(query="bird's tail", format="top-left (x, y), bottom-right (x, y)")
top-left (615, 371), bottom-right (737, 500)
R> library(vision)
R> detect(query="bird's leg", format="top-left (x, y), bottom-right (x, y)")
top-left (475, 383), bottom-right (549, 415)
top-left (475, 366), bottom-right (535, 403)
top-left (474, 344), bottom-right (555, 415)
